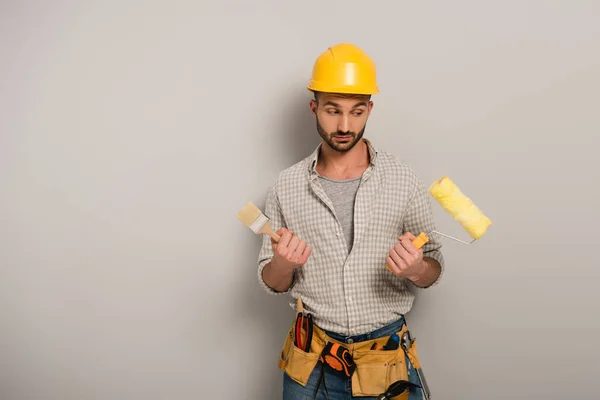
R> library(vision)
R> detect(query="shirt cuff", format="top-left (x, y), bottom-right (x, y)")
top-left (257, 259), bottom-right (295, 295)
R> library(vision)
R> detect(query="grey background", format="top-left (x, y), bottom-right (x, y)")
top-left (2, 1), bottom-right (599, 399)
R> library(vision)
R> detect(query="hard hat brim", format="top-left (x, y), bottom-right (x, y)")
top-left (307, 82), bottom-right (379, 95)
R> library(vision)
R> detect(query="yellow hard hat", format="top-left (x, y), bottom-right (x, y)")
top-left (307, 43), bottom-right (379, 95)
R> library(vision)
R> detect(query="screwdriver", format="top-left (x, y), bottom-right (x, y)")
top-left (383, 333), bottom-right (399, 350)
top-left (401, 331), bottom-right (431, 400)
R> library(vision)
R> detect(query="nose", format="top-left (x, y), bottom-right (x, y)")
top-left (337, 115), bottom-right (349, 133)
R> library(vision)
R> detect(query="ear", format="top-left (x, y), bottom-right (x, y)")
top-left (309, 99), bottom-right (318, 116)
top-left (367, 100), bottom-right (374, 116)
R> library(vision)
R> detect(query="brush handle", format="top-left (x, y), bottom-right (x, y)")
top-left (259, 221), bottom-right (281, 242)
top-left (270, 231), bottom-right (281, 242)
top-left (385, 232), bottom-right (429, 272)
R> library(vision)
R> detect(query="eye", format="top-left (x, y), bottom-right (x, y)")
top-left (352, 111), bottom-right (363, 117)
top-left (327, 109), bottom-right (339, 115)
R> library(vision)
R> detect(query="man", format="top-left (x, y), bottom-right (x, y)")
top-left (256, 43), bottom-right (444, 399)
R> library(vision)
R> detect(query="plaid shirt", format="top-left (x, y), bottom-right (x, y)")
top-left (257, 139), bottom-right (445, 336)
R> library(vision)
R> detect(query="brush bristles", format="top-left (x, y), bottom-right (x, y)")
top-left (237, 202), bottom-right (265, 229)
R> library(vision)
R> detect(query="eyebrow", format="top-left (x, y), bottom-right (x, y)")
top-left (324, 101), bottom-right (368, 109)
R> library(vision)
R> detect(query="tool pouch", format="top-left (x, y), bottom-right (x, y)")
top-left (278, 324), bottom-right (321, 386)
top-left (350, 335), bottom-right (410, 398)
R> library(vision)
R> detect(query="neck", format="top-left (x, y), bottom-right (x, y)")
top-left (317, 139), bottom-right (370, 179)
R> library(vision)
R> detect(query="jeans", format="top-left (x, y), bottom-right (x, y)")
top-left (282, 316), bottom-right (424, 399)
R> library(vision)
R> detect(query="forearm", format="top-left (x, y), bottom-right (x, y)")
top-left (262, 261), bottom-right (295, 293)
top-left (408, 257), bottom-right (441, 288)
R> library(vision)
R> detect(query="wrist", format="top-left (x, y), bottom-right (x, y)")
top-left (263, 260), bottom-right (296, 293)
top-left (271, 259), bottom-right (295, 276)
top-left (408, 259), bottom-right (427, 283)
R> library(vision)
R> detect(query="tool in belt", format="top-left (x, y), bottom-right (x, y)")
top-left (401, 330), bottom-right (432, 400)
top-left (294, 297), bottom-right (314, 353)
top-left (295, 309), bottom-right (313, 352)
top-left (320, 341), bottom-right (356, 377)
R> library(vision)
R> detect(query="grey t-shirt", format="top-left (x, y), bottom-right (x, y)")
top-left (318, 175), bottom-right (361, 252)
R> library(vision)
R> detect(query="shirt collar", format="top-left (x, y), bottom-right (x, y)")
top-left (308, 138), bottom-right (378, 179)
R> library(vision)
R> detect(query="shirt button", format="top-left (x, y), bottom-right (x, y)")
top-left (347, 338), bottom-right (354, 344)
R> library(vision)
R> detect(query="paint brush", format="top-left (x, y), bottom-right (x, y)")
top-left (237, 202), bottom-right (281, 242)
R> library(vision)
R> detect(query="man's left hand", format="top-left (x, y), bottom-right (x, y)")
top-left (386, 232), bottom-right (425, 280)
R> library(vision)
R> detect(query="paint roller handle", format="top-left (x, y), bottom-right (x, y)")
top-left (385, 232), bottom-right (430, 272)
top-left (412, 232), bottom-right (430, 249)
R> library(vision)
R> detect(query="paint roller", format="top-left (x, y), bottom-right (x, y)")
top-left (387, 176), bottom-right (491, 271)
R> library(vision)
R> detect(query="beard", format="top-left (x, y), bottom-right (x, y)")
top-left (316, 118), bottom-right (366, 153)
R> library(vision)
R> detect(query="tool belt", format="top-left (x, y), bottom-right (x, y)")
top-left (278, 315), bottom-right (423, 399)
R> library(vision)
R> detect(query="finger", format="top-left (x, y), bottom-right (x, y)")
top-left (293, 239), bottom-right (306, 254)
top-left (273, 228), bottom-right (288, 243)
top-left (389, 247), bottom-right (408, 272)
top-left (399, 237), bottom-right (418, 255)
top-left (278, 231), bottom-right (293, 249)
top-left (299, 245), bottom-right (312, 265)
top-left (287, 235), bottom-right (300, 253)
top-left (386, 256), bottom-right (402, 275)
top-left (393, 243), bottom-right (411, 263)
top-left (398, 232), bottom-right (417, 241)
top-left (399, 241), bottom-right (422, 268)
top-left (292, 240), bottom-right (306, 261)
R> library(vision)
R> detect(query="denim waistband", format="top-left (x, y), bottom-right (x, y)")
top-left (323, 316), bottom-right (406, 345)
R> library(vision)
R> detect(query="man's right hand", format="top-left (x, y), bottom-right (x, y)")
top-left (271, 227), bottom-right (312, 272)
